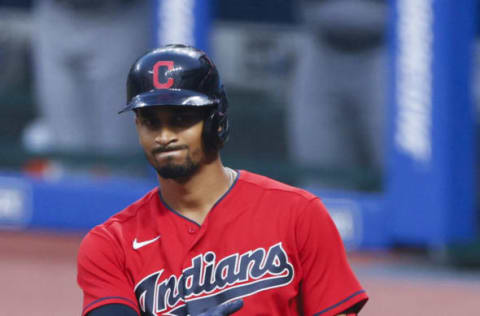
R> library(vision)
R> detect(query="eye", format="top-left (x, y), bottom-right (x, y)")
top-left (171, 113), bottom-right (202, 127)
top-left (141, 117), bottom-right (160, 129)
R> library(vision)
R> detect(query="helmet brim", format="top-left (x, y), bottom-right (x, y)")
top-left (119, 89), bottom-right (219, 114)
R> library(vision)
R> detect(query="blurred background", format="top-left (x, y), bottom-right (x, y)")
top-left (0, 0), bottom-right (479, 315)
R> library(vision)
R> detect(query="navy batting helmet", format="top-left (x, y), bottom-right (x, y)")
top-left (120, 44), bottom-right (230, 150)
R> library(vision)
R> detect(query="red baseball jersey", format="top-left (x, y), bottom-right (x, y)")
top-left (77, 170), bottom-right (368, 316)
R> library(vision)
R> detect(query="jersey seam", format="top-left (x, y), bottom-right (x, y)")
top-left (295, 197), bottom-right (322, 257)
top-left (100, 187), bottom-right (159, 230)
top-left (92, 187), bottom-right (160, 270)
top-left (238, 171), bottom-right (318, 202)
top-left (313, 290), bottom-right (367, 316)
top-left (88, 224), bottom-right (128, 276)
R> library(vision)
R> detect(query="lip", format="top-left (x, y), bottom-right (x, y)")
top-left (154, 148), bottom-right (184, 158)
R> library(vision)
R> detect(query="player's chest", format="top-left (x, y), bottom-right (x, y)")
top-left (125, 223), bottom-right (300, 315)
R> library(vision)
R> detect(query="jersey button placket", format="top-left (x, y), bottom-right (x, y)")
top-left (181, 223), bottom-right (206, 313)
top-left (185, 222), bottom-right (207, 250)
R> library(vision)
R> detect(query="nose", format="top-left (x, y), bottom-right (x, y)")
top-left (154, 125), bottom-right (178, 146)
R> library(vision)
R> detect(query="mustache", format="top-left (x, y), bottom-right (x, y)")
top-left (151, 145), bottom-right (188, 155)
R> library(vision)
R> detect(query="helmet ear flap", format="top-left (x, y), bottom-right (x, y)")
top-left (203, 109), bottom-right (229, 152)
top-left (217, 112), bottom-right (230, 145)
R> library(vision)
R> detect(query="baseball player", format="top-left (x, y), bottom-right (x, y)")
top-left (77, 44), bottom-right (368, 316)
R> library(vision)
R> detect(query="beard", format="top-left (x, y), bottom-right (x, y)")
top-left (151, 152), bottom-right (201, 180)
top-left (156, 159), bottom-right (199, 179)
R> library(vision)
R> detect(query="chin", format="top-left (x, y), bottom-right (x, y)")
top-left (156, 161), bottom-right (200, 180)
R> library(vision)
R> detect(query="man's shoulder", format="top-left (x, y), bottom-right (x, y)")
top-left (89, 186), bottom-right (160, 237)
top-left (78, 187), bottom-right (160, 265)
top-left (238, 170), bottom-right (317, 201)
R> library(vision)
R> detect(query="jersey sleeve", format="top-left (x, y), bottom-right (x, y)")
top-left (296, 198), bottom-right (368, 316)
top-left (77, 227), bottom-right (140, 316)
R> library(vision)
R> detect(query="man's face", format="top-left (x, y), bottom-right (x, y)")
top-left (135, 107), bottom-right (209, 180)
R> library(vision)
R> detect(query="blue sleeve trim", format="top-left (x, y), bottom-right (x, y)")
top-left (313, 290), bottom-right (366, 315)
top-left (83, 296), bottom-right (138, 314)
top-left (86, 303), bottom-right (139, 316)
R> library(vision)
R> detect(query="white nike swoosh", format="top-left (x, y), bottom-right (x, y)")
top-left (132, 235), bottom-right (161, 250)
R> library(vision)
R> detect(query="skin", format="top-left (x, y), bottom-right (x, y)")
top-left (135, 107), bottom-right (233, 225)
top-left (135, 107), bottom-right (352, 316)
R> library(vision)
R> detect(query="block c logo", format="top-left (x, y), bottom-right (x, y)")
top-left (153, 61), bottom-right (174, 89)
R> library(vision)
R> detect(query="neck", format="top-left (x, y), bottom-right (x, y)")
top-left (157, 157), bottom-right (235, 224)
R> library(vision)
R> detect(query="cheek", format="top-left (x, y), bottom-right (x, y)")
top-left (135, 124), bottom-right (144, 143)
top-left (190, 144), bottom-right (204, 161)
top-left (136, 129), bottom-right (154, 153)
top-left (189, 124), bottom-right (205, 150)
top-left (137, 132), bottom-right (147, 148)
top-left (182, 124), bottom-right (206, 159)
